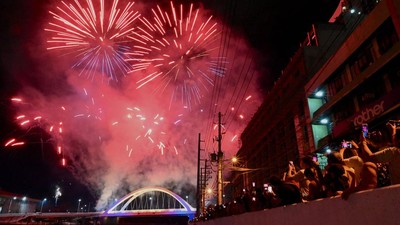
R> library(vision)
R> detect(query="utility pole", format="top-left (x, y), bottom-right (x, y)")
top-left (201, 160), bottom-right (211, 213)
top-left (196, 133), bottom-right (204, 217)
top-left (217, 112), bottom-right (223, 205)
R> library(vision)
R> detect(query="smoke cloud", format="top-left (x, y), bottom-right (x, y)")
top-left (11, 0), bottom-right (263, 210)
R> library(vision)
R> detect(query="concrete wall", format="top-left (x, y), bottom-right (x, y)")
top-left (192, 184), bottom-right (400, 225)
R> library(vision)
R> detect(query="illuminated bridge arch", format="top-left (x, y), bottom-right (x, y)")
top-left (104, 187), bottom-right (196, 219)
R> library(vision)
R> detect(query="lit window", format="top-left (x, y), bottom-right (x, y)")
top-left (315, 91), bottom-right (324, 97)
top-left (321, 118), bottom-right (329, 124)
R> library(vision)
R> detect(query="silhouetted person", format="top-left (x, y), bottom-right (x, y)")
top-left (269, 175), bottom-right (302, 206)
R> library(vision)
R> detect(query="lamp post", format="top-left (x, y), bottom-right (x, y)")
top-left (149, 197), bottom-right (153, 209)
top-left (40, 198), bottom-right (47, 212)
top-left (8, 196), bottom-right (16, 213)
top-left (77, 199), bottom-right (81, 212)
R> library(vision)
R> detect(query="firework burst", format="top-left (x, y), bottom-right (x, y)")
top-left (10, 97), bottom-right (68, 166)
top-left (45, 0), bottom-right (141, 82)
top-left (126, 1), bottom-right (226, 109)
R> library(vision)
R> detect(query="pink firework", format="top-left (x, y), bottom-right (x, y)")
top-left (45, 0), bottom-right (140, 82)
top-left (121, 106), bottom-right (178, 156)
top-left (10, 97), bottom-right (67, 166)
top-left (127, 1), bottom-right (225, 109)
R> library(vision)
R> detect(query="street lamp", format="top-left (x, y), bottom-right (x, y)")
top-left (231, 156), bottom-right (238, 164)
top-left (77, 199), bottom-right (81, 212)
top-left (8, 196), bottom-right (16, 213)
top-left (149, 197), bottom-right (153, 209)
top-left (40, 198), bottom-right (47, 213)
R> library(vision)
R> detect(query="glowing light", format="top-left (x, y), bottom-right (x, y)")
top-left (20, 120), bottom-right (30, 126)
top-left (11, 98), bottom-right (22, 102)
top-left (315, 91), bottom-right (324, 97)
top-left (320, 118), bottom-right (329, 124)
top-left (4, 139), bottom-right (16, 147)
top-left (231, 156), bottom-right (238, 163)
top-left (11, 142), bottom-right (25, 146)
top-left (231, 135), bottom-right (237, 142)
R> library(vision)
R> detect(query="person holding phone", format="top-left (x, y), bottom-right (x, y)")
top-left (360, 124), bottom-right (400, 185)
top-left (285, 156), bottom-right (322, 199)
top-left (339, 141), bottom-right (364, 186)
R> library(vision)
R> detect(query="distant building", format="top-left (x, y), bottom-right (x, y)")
top-left (0, 190), bottom-right (40, 214)
top-left (230, 0), bottom-right (400, 193)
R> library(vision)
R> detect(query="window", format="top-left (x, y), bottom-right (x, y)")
top-left (376, 20), bottom-right (399, 55)
top-left (349, 43), bottom-right (375, 77)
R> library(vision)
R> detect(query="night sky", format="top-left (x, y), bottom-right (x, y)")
top-left (0, 0), bottom-right (339, 212)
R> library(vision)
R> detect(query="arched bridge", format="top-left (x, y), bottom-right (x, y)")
top-left (104, 186), bottom-right (196, 220)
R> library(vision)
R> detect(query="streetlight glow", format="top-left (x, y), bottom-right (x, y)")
top-left (40, 198), bottom-right (47, 213)
top-left (231, 156), bottom-right (238, 163)
top-left (315, 91), bottom-right (324, 97)
top-left (77, 199), bottom-right (81, 212)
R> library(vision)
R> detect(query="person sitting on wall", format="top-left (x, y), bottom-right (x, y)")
top-left (324, 163), bottom-right (352, 197)
top-left (325, 151), bottom-right (357, 193)
top-left (341, 161), bottom-right (378, 200)
top-left (285, 155), bottom-right (322, 199)
top-left (339, 140), bottom-right (364, 186)
top-left (304, 167), bottom-right (325, 201)
top-left (269, 175), bottom-right (303, 206)
top-left (360, 121), bottom-right (400, 185)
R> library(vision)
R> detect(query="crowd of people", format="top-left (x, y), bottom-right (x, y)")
top-left (193, 120), bottom-right (400, 221)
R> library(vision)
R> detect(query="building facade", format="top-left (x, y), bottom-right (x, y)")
top-left (306, 0), bottom-right (400, 160)
top-left (231, 0), bottom-right (400, 193)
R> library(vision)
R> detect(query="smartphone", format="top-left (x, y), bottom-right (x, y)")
top-left (362, 124), bottom-right (368, 137)
top-left (289, 161), bottom-right (294, 167)
top-left (267, 186), bottom-right (273, 193)
top-left (312, 156), bottom-right (318, 162)
top-left (341, 141), bottom-right (352, 148)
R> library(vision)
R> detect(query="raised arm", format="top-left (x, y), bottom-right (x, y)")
top-left (387, 121), bottom-right (398, 147)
